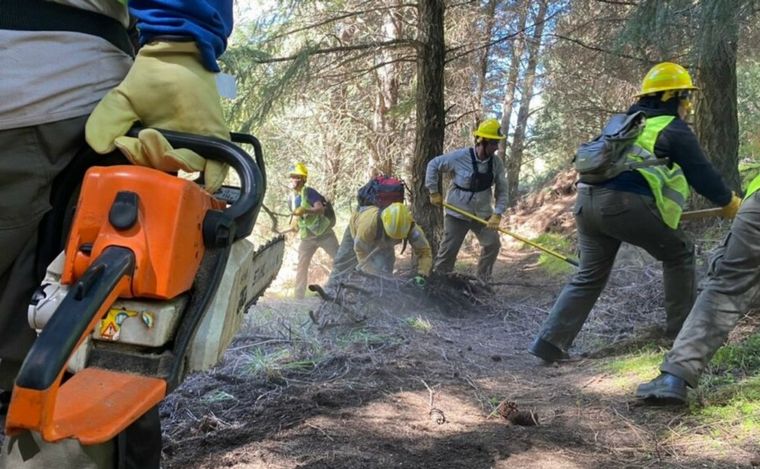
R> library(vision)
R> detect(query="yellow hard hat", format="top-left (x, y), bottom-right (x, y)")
top-left (381, 203), bottom-right (413, 240)
top-left (289, 162), bottom-right (308, 178)
top-left (637, 62), bottom-right (698, 96)
top-left (472, 119), bottom-right (506, 141)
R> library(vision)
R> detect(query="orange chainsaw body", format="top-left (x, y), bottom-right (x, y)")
top-left (6, 165), bottom-right (223, 443)
top-left (63, 165), bottom-right (222, 299)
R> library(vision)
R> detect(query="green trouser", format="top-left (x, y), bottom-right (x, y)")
top-left (661, 192), bottom-right (760, 387)
top-left (0, 118), bottom-right (160, 468)
top-left (0, 118), bottom-right (87, 379)
top-left (433, 214), bottom-right (501, 281)
top-left (324, 226), bottom-right (358, 291)
top-left (294, 229), bottom-right (339, 299)
top-left (537, 184), bottom-right (695, 351)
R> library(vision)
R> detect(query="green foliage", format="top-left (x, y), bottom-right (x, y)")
top-left (531, 233), bottom-right (575, 275)
top-left (334, 328), bottom-right (395, 348)
top-left (692, 332), bottom-right (760, 434)
top-left (244, 347), bottom-right (320, 381)
top-left (605, 348), bottom-right (664, 377)
top-left (709, 333), bottom-right (760, 374)
top-left (737, 60), bottom-right (760, 165)
top-left (695, 375), bottom-right (760, 434)
top-left (201, 390), bottom-right (236, 404)
top-left (405, 316), bottom-right (433, 332)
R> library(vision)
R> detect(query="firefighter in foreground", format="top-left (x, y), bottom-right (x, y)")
top-left (0, 1), bottom-right (233, 467)
top-left (350, 202), bottom-right (432, 284)
top-left (425, 119), bottom-right (509, 282)
top-left (529, 62), bottom-right (741, 364)
top-left (636, 175), bottom-right (760, 403)
top-left (288, 162), bottom-right (339, 299)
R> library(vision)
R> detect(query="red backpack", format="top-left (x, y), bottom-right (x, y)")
top-left (357, 175), bottom-right (405, 208)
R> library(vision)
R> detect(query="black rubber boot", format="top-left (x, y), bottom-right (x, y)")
top-left (528, 337), bottom-right (569, 364)
top-left (636, 372), bottom-right (688, 404)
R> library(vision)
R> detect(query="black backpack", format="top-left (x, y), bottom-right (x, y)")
top-left (322, 197), bottom-right (336, 228)
top-left (573, 111), bottom-right (667, 183)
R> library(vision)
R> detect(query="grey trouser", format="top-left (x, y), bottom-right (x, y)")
top-left (537, 185), bottom-right (695, 351)
top-left (324, 226), bottom-right (358, 291)
top-left (295, 229), bottom-right (339, 299)
top-left (0, 117), bottom-right (86, 385)
top-left (661, 192), bottom-right (760, 387)
top-left (434, 214), bottom-right (501, 280)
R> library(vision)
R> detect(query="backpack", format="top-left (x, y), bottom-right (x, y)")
top-left (357, 175), bottom-right (405, 208)
top-left (573, 111), bottom-right (663, 183)
top-left (322, 197), bottom-right (337, 228)
top-left (292, 188), bottom-right (336, 229)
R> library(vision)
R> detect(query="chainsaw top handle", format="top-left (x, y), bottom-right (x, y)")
top-left (127, 127), bottom-right (265, 242)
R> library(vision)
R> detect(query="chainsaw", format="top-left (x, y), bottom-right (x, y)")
top-left (5, 129), bottom-right (284, 444)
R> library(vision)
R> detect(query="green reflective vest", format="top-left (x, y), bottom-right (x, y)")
top-left (627, 115), bottom-right (689, 229)
top-left (744, 174), bottom-right (760, 201)
top-left (292, 186), bottom-right (331, 239)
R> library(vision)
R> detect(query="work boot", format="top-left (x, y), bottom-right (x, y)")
top-left (528, 337), bottom-right (569, 364)
top-left (636, 372), bottom-right (688, 404)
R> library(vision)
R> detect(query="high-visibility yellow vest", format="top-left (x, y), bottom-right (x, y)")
top-left (745, 174), bottom-right (760, 200)
top-left (292, 186), bottom-right (331, 239)
top-left (627, 115), bottom-right (689, 229)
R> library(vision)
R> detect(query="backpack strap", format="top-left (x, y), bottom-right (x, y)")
top-left (1, 0), bottom-right (134, 57)
top-left (375, 207), bottom-right (384, 242)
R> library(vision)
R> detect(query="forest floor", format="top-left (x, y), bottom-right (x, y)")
top-left (161, 174), bottom-right (760, 469)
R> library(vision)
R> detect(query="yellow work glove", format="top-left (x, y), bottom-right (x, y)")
top-left (429, 193), bottom-right (443, 207)
top-left (486, 214), bottom-right (501, 230)
top-left (720, 192), bottom-right (742, 219)
top-left (85, 41), bottom-right (230, 193)
top-left (293, 207), bottom-right (306, 217)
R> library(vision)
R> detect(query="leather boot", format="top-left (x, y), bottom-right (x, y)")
top-left (528, 337), bottom-right (570, 364)
top-left (636, 372), bottom-right (688, 404)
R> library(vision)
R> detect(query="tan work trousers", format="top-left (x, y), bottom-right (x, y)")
top-left (294, 229), bottom-right (338, 298)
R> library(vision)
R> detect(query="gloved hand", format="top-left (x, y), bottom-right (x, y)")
top-left (86, 41), bottom-right (230, 193)
top-left (720, 192), bottom-right (742, 219)
top-left (486, 214), bottom-right (501, 230)
top-left (429, 193), bottom-right (443, 207)
top-left (412, 275), bottom-right (427, 288)
top-left (293, 207), bottom-right (306, 217)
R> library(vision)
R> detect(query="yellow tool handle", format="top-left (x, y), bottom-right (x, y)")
top-left (442, 202), bottom-right (579, 267)
top-left (680, 207), bottom-right (724, 221)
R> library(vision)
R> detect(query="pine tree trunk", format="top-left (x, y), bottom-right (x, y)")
top-left (694, 0), bottom-right (741, 193)
top-left (475, 0), bottom-right (499, 115)
top-left (499, 1), bottom-right (528, 157)
top-left (412, 0), bottom-right (446, 253)
top-left (507, 0), bottom-right (547, 206)
top-left (372, 0), bottom-right (403, 175)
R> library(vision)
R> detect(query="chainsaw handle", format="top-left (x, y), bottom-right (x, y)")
top-left (126, 127), bottom-right (265, 239)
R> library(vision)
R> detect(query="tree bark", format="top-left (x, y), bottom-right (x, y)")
top-left (499, 0), bottom-right (528, 158)
top-left (694, 0), bottom-right (741, 193)
top-left (507, 0), bottom-right (547, 206)
top-left (475, 0), bottom-right (500, 116)
top-left (412, 0), bottom-right (446, 253)
top-left (371, 0), bottom-right (404, 176)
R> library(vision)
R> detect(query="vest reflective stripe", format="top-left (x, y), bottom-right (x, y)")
top-left (744, 174), bottom-right (760, 201)
top-left (626, 115), bottom-right (689, 229)
top-left (292, 186), bottom-right (330, 238)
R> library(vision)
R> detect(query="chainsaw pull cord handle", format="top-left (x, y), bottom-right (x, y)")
top-left (126, 127), bottom-right (265, 240)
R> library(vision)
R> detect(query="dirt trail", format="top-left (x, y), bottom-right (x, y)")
top-left (161, 172), bottom-right (757, 468)
top-left (161, 241), bottom-right (759, 469)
